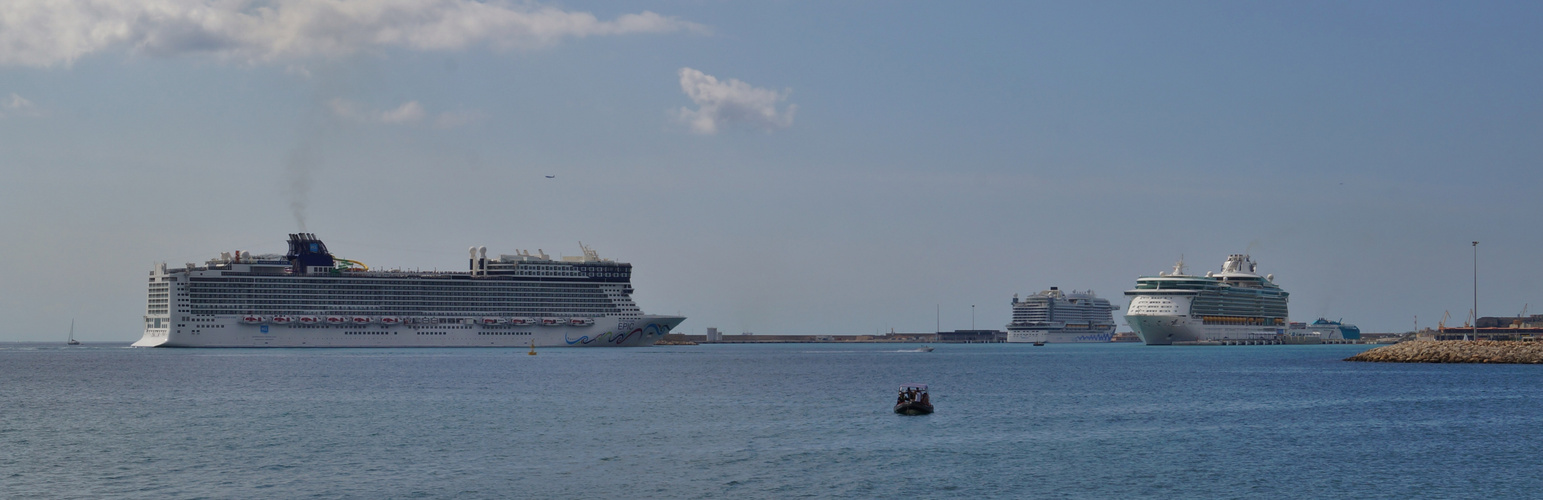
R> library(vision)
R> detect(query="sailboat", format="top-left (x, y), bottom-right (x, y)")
top-left (67, 320), bottom-right (81, 345)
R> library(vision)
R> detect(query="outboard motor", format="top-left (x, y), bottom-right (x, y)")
top-left (286, 233), bottom-right (336, 275)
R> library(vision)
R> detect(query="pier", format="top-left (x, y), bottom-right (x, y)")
top-left (1173, 338), bottom-right (1364, 346)
top-left (668, 330), bottom-right (1007, 344)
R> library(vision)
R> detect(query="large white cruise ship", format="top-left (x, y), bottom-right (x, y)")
top-left (1123, 254), bottom-right (1289, 345)
top-left (133, 234), bottom-right (685, 348)
top-left (1005, 287), bottom-right (1117, 343)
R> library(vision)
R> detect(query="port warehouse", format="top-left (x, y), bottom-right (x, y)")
top-left (1427, 315), bottom-right (1543, 341)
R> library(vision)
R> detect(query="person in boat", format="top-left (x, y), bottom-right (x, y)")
top-left (919, 392), bottom-right (929, 405)
top-left (897, 392), bottom-right (907, 405)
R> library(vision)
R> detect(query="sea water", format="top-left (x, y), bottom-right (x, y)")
top-left (2, 342), bottom-right (1540, 498)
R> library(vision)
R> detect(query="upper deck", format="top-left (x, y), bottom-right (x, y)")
top-left (160, 234), bottom-right (633, 284)
top-left (146, 234), bottom-right (647, 319)
top-left (1125, 254), bottom-right (1284, 296)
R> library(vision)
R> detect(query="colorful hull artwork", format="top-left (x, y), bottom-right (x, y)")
top-left (565, 321), bottom-right (681, 346)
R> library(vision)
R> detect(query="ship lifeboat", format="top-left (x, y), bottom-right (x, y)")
top-left (297, 316), bottom-right (319, 325)
top-left (508, 317), bottom-right (535, 326)
top-left (240, 315), bottom-right (266, 324)
top-left (379, 317), bottom-right (401, 325)
top-left (540, 317), bottom-right (562, 326)
top-left (270, 315), bottom-right (293, 325)
top-left (326, 316), bottom-right (347, 324)
top-left (351, 316), bottom-right (372, 324)
top-left (568, 318), bottom-right (595, 326)
top-left (482, 317), bottom-right (502, 325)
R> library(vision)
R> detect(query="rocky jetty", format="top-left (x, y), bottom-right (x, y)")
top-left (1345, 340), bottom-right (1543, 363)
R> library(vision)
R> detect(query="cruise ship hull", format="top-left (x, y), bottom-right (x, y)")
top-left (1126, 315), bottom-right (1283, 345)
top-left (132, 315), bottom-right (686, 348)
top-left (135, 234), bottom-right (686, 349)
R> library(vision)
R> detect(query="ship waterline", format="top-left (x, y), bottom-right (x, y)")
top-left (134, 233), bottom-right (684, 348)
top-left (130, 315), bottom-right (685, 348)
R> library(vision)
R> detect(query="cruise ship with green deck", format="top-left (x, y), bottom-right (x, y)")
top-left (1123, 254), bottom-right (1289, 345)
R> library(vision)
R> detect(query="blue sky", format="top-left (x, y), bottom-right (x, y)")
top-left (2, 1), bottom-right (1540, 340)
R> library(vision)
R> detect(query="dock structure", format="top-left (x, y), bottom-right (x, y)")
top-left (670, 330), bottom-right (1006, 344)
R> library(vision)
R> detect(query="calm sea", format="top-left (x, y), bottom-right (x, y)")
top-left (2, 342), bottom-right (1539, 498)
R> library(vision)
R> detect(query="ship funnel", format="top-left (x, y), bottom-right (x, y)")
top-left (285, 233), bottom-right (335, 275)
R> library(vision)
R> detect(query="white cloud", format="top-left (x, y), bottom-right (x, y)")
top-left (327, 98), bottom-right (480, 129)
top-left (327, 98), bottom-right (421, 124)
top-left (0, 1), bottom-right (707, 67)
top-left (377, 101), bottom-right (425, 124)
top-left (3, 93), bottom-right (34, 110)
top-left (675, 67), bottom-right (795, 135)
top-left (0, 92), bottom-right (40, 118)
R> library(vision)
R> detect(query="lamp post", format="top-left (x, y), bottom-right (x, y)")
top-left (971, 305), bottom-right (976, 331)
top-left (1473, 241), bottom-right (1479, 340)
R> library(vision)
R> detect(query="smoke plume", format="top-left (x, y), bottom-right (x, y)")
top-left (286, 135), bottom-right (323, 232)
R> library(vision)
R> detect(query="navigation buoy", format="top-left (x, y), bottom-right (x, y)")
top-left (528, 340), bottom-right (537, 356)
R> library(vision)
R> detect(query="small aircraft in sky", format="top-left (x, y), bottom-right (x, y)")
top-left (545, 175), bottom-right (556, 178)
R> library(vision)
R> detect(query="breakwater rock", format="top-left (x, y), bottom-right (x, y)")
top-left (1345, 340), bottom-right (1543, 363)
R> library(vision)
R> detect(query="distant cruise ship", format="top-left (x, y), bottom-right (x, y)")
top-left (133, 234), bottom-right (685, 348)
top-left (1005, 287), bottom-right (1117, 343)
top-left (1287, 318), bottom-right (1361, 340)
top-left (1124, 255), bottom-right (1289, 345)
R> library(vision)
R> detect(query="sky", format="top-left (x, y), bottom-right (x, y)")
top-left (2, 0), bottom-right (1541, 341)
